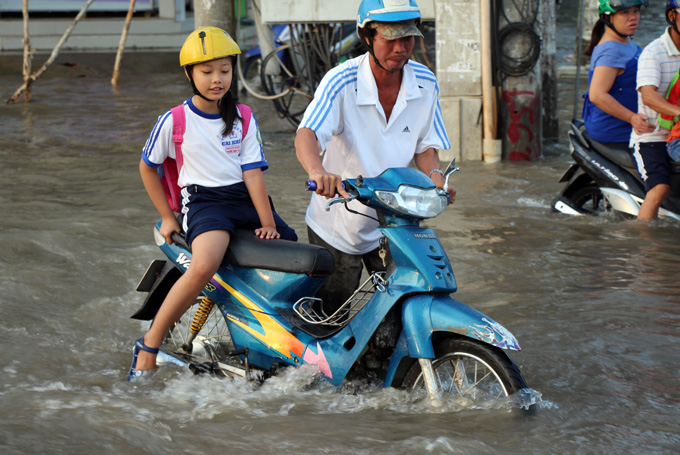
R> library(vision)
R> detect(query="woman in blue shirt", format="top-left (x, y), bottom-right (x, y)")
top-left (583, 0), bottom-right (653, 144)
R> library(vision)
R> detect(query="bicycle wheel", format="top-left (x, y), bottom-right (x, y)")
top-left (260, 44), bottom-right (316, 127)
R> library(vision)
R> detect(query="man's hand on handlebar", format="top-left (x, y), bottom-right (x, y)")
top-left (308, 169), bottom-right (350, 199)
top-left (444, 185), bottom-right (457, 205)
top-left (429, 171), bottom-right (457, 205)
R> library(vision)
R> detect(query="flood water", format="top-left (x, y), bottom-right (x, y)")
top-left (1, 5), bottom-right (680, 453)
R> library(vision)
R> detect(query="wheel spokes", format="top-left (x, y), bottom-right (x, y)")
top-left (163, 301), bottom-right (233, 361)
top-left (434, 355), bottom-right (506, 401)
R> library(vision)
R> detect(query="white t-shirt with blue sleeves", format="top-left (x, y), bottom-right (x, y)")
top-left (299, 52), bottom-right (450, 254)
top-left (142, 98), bottom-right (266, 188)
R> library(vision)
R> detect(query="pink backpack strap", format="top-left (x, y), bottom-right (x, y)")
top-left (238, 104), bottom-right (252, 138)
top-left (170, 104), bottom-right (186, 170)
top-left (157, 104), bottom-right (186, 213)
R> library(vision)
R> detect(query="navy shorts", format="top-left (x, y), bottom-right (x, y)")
top-left (632, 141), bottom-right (671, 191)
top-left (183, 182), bottom-right (298, 246)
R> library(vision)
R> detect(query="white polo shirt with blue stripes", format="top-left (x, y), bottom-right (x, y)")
top-left (142, 99), bottom-right (266, 188)
top-left (299, 52), bottom-right (450, 255)
top-left (630, 27), bottom-right (680, 146)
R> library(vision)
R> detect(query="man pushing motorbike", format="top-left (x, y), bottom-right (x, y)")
top-left (295, 0), bottom-right (456, 313)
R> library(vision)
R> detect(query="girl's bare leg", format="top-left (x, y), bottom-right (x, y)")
top-left (134, 230), bottom-right (231, 371)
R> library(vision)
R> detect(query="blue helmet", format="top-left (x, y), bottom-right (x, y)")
top-left (668, 0), bottom-right (680, 10)
top-left (357, 0), bottom-right (421, 30)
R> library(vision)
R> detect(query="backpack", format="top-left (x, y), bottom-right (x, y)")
top-left (659, 69), bottom-right (680, 130)
top-left (158, 103), bottom-right (253, 212)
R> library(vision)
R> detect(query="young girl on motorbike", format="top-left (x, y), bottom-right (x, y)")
top-left (582, 0), bottom-right (653, 144)
top-left (130, 26), bottom-right (297, 381)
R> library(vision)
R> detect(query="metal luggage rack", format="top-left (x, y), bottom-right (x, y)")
top-left (293, 272), bottom-right (388, 326)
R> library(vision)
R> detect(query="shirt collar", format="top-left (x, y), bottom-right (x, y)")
top-left (662, 27), bottom-right (680, 56)
top-left (356, 52), bottom-right (422, 106)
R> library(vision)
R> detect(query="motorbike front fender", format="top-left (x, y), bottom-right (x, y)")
top-left (383, 294), bottom-right (521, 387)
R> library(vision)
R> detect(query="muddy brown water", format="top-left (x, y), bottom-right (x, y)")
top-left (1, 9), bottom-right (679, 453)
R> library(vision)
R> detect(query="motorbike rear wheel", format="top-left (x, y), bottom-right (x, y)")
top-left (569, 184), bottom-right (608, 215)
top-left (401, 337), bottom-right (528, 404)
top-left (157, 298), bottom-right (242, 378)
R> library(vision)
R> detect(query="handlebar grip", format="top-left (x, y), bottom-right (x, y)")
top-left (170, 232), bottom-right (190, 250)
top-left (305, 180), bottom-right (345, 192)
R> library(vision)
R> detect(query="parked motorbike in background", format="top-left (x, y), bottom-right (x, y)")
top-left (132, 161), bottom-right (532, 407)
top-left (552, 118), bottom-right (680, 220)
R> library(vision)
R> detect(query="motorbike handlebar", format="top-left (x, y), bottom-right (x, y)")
top-left (305, 180), bottom-right (345, 192)
top-left (171, 232), bottom-right (190, 250)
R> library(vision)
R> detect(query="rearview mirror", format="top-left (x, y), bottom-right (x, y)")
top-left (443, 158), bottom-right (459, 193)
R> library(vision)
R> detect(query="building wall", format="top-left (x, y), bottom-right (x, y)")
top-left (435, 0), bottom-right (483, 161)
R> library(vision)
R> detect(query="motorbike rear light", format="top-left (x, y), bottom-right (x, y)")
top-left (154, 226), bottom-right (165, 246)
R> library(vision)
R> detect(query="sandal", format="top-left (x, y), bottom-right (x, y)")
top-left (127, 337), bottom-right (159, 382)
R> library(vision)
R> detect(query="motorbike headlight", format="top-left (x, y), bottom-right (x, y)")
top-left (375, 185), bottom-right (448, 218)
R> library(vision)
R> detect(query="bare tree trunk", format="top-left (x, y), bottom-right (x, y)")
top-left (7, 0), bottom-right (96, 104)
top-left (21, 0), bottom-right (32, 102)
top-left (111, 0), bottom-right (137, 87)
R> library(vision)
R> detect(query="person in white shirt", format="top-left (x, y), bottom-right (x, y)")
top-left (295, 0), bottom-right (456, 312)
top-left (131, 27), bottom-right (296, 381)
top-left (629, 1), bottom-right (680, 220)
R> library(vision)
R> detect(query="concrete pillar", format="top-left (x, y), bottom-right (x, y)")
top-left (194, 0), bottom-right (235, 35)
top-left (576, 0), bottom-right (599, 65)
top-left (496, 1), bottom-right (544, 161)
top-left (435, 0), bottom-right (484, 162)
top-left (541, 0), bottom-right (558, 141)
top-left (582, 0), bottom-right (600, 41)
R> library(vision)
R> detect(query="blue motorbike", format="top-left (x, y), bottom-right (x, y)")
top-left (132, 161), bottom-right (529, 404)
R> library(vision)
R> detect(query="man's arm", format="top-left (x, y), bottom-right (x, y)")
top-left (640, 85), bottom-right (680, 118)
top-left (295, 127), bottom-right (349, 198)
top-left (414, 148), bottom-right (456, 204)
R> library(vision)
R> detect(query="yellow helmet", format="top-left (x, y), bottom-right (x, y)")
top-left (179, 26), bottom-right (241, 67)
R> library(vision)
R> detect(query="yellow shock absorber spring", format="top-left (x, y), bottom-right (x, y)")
top-left (190, 296), bottom-right (216, 335)
top-left (181, 296), bottom-right (216, 354)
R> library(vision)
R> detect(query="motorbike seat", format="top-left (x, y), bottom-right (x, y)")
top-left (672, 161), bottom-right (680, 174)
top-left (583, 133), bottom-right (637, 170)
top-left (172, 225), bottom-right (334, 277)
top-left (225, 230), bottom-right (334, 277)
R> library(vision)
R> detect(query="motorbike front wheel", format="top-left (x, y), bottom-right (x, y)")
top-left (401, 337), bottom-right (528, 404)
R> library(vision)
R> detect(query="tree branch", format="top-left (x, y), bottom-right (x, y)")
top-left (7, 0), bottom-right (96, 104)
